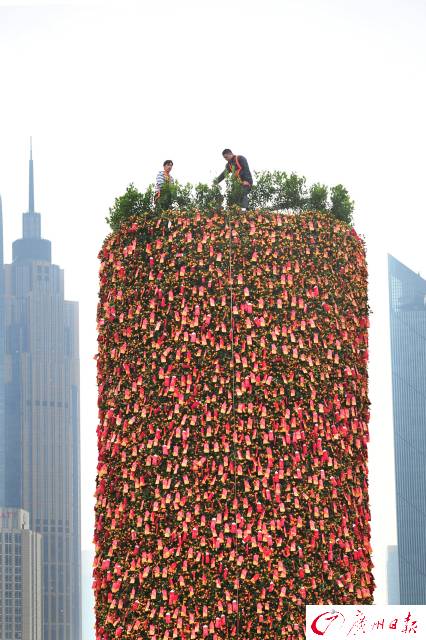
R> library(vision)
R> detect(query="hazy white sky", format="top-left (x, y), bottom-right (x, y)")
top-left (1, 0), bottom-right (426, 605)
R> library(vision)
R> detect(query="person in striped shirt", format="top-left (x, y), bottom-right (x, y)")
top-left (155, 159), bottom-right (174, 205)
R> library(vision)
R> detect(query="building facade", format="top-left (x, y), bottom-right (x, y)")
top-left (387, 545), bottom-right (400, 605)
top-left (0, 507), bottom-right (42, 640)
top-left (81, 549), bottom-right (96, 640)
top-left (3, 146), bottom-right (81, 640)
top-left (388, 255), bottom-right (426, 604)
top-left (0, 197), bottom-right (5, 507)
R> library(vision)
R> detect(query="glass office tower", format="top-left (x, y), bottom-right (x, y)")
top-left (388, 254), bottom-right (426, 604)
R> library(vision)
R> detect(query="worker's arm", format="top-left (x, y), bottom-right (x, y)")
top-left (214, 164), bottom-right (229, 184)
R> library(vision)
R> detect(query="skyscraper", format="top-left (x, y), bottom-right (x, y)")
top-left (0, 507), bottom-right (42, 640)
top-left (388, 254), bottom-right (426, 604)
top-left (4, 143), bottom-right (81, 640)
top-left (0, 196), bottom-right (5, 507)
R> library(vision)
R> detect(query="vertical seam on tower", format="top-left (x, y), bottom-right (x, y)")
top-left (227, 210), bottom-right (240, 639)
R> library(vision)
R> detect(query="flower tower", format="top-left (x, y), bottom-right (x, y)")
top-left (94, 209), bottom-right (374, 640)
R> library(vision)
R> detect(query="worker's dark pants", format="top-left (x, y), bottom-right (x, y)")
top-left (241, 185), bottom-right (251, 208)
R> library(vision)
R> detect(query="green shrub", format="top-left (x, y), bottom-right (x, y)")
top-left (106, 172), bottom-right (355, 230)
top-left (106, 183), bottom-right (154, 231)
top-left (307, 183), bottom-right (329, 213)
top-left (330, 184), bottom-right (354, 225)
top-left (194, 183), bottom-right (224, 209)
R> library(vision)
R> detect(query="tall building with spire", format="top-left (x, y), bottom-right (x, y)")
top-left (3, 142), bottom-right (81, 640)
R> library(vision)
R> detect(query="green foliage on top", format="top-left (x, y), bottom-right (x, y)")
top-left (106, 171), bottom-right (354, 231)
